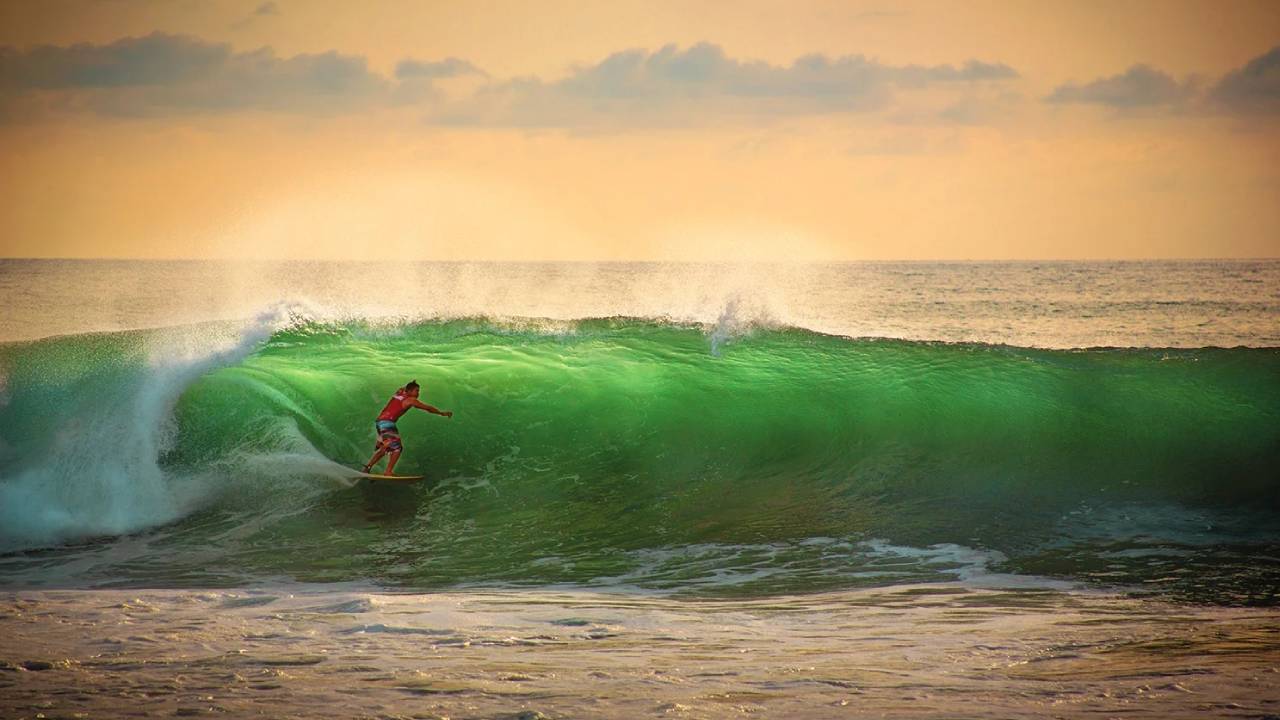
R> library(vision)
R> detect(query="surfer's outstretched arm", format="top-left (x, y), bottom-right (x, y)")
top-left (409, 399), bottom-right (453, 418)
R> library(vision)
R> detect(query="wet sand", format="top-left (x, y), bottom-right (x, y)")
top-left (2, 584), bottom-right (1277, 719)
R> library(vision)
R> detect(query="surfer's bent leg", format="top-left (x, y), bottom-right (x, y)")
top-left (377, 422), bottom-right (405, 475)
top-left (364, 421), bottom-right (402, 473)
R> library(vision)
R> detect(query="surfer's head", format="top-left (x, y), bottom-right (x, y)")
top-left (405, 380), bottom-right (420, 397)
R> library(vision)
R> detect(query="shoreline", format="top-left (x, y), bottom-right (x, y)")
top-left (3, 583), bottom-right (1277, 719)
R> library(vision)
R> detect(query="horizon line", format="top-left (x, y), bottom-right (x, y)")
top-left (2, 256), bottom-right (1277, 264)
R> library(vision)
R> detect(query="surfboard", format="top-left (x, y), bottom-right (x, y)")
top-left (356, 472), bottom-right (425, 483)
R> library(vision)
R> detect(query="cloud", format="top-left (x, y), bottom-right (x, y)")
top-left (1209, 45), bottom-right (1280, 114)
top-left (395, 57), bottom-right (485, 80)
top-left (0, 33), bottom-right (457, 116)
top-left (1, 33), bottom-right (231, 91)
top-left (1045, 64), bottom-right (1195, 109)
top-left (230, 1), bottom-right (280, 30)
top-left (0, 35), bottom-right (1018, 127)
top-left (1044, 46), bottom-right (1280, 117)
top-left (556, 43), bottom-right (1014, 99)
top-left (442, 42), bottom-right (1018, 127)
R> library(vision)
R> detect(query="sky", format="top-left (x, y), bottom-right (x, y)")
top-left (0, 0), bottom-right (1277, 261)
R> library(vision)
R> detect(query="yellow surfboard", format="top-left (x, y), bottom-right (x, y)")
top-left (357, 472), bottom-right (425, 483)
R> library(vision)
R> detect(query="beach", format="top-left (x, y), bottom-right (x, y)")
top-left (5, 584), bottom-right (1278, 719)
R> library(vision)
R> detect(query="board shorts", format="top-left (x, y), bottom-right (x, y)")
top-left (374, 420), bottom-right (402, 451)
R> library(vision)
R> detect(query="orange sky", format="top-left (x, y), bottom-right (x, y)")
top-left (1, 0), bottom-right (1277, 260)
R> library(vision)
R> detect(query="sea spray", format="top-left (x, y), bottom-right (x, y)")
top-left (0, 306), bottom-right (310, 551)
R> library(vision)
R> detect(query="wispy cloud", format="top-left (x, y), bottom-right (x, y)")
top-left (1045, 46), bottom-right (1280, 116)
top-left (395, 57), bottom-right (485, 80)
top-left (440, 42), bottom-right (1018, 127)
top-left (1045, 64), bottom-right (1195, 109)
top-left (0, 36), bottom-right (1020, 128)
top-left (1208, 45), bottom-right (1280, 115)
top-left (231, 1), bottom-right (280, 31)
top-left (0, 33), bottom-right (437, 116)
top-left (2, 30), bottom-right (1276, 129)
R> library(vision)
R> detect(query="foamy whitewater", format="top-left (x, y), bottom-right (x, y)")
top-left (1, 259), bottom-right (1277, 718)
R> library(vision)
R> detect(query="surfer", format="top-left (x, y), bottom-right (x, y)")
top-left (362, 380), bottom-right (452, 476)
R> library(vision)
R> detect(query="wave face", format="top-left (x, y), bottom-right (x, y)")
top-left (2, 317), bottom-right (1278, 603)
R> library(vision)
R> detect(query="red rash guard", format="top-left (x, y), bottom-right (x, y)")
top-left (377, 392), bottom-right (410, 422)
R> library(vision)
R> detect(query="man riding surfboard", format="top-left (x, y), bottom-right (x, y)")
top-left (362, 380), bottom-right (452, 476)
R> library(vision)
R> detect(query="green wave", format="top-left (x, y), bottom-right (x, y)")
top-left (2, 318), bottom-right (1278, 600)
top-left (196, 318), bottom-right (1279, 503)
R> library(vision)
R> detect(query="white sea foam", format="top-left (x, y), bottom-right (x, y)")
top-left (0, 304), bottom-right (320, 553)
top-left (510, 537), bottom-right (1073, 595)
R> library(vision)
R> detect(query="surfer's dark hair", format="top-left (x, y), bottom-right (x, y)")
top-left (405, 380), bottom-right (420, 392)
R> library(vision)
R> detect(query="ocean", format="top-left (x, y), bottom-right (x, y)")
top-left (1, 258), bottom-right (1278, 718)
